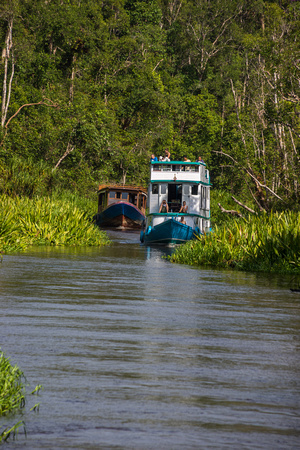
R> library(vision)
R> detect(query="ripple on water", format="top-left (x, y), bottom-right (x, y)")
top-left (1, 242), bottom-right (299, 449)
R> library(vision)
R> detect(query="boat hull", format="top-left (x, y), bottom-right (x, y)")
top-left (95, 202), bottom-right (145, 229)
top-left (140, 218), bottom-right (200, 245)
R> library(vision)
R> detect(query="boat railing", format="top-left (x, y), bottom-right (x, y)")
top-left (152, 163), bottom-right (200, 173)
top-left (149, 211), bottom-right (210, 219)
top-left (150, 212), bottom-right (197, 217)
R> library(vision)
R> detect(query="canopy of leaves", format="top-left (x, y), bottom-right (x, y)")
top-left (0, 0), bottom-right (299, 210)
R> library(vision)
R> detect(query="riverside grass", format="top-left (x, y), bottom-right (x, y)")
top-left (0, 194), bottom-right (109, 253)
top-left (170, 211), bottom-right (300, 274)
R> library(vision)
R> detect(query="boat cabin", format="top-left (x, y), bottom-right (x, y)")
top-left (97, 185), bottom-right (147, 214)
top-left (148, 161), bottom-right (211, 231)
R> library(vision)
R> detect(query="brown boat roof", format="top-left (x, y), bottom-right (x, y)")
top-left (98, 184), bottom-right (147, 194)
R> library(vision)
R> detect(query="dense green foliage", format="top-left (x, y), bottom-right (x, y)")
top-left (0, 0), bottom-right (299, 211)
top-left (170, 211), bottom-right (300, 273)
top-left (0, 194), bottom-right (109, 252)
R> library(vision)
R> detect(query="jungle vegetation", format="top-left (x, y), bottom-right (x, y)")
top-left (170, 210), bottom-right (300, 273)
top-left (0, 1), bottom-right (299, 265)
top-left (0, 194), bottom-right (109, 253)
top-left (0, 0), bottom-right (299, 212)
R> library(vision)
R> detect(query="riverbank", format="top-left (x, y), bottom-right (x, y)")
top-left (0, 194), bottom-right (109, 253)
top-left (170, 211), bottom-right (300, 274)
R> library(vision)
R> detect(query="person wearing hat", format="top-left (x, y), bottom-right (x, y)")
top-left (159, 199), bottom-right (169, 213)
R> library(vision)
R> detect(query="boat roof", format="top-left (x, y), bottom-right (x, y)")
top-left (97, 184), bottom-right (147, 195)
top-left (150, 160), bottom-right (210, 185)
top-left (151, 161), bottom-right (205, 165)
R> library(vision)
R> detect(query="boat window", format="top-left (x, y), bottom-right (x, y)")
top-left (122, 192), bottom-right (128, 200)
top-left (116, 192), bottom-right (121, 199)
top-left (192, 185), bottom-right (198, 195)
top-left (153, 165), bottom-right (160, 171)
top-left (183, 185), bottom-right (189, 195)
top-left (162, 165), bottom-right (171, 171)
top-left (201, 186), bottom-right (206, 209)
top-left (161, 184), bottom-right (167, 194)
top-left (98, 193), bottom-right (105, 205)
top-left (172, 165), bottom-right (180, 171)
top-left (152, 184), bottom-right (158, 194)
top-left (109, 191), bottom-right (116, 198)
top-left (129, 193), bottom-right (137, 204)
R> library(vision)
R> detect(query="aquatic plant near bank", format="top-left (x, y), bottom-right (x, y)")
top-left (0, 350), bottom-right (43, 442)
top-left (0, 351), bottom-right (25, 442)
top-left (0, 195), bottom-right (109, 252)
top-left (170, 211), bottom-right (300, 274)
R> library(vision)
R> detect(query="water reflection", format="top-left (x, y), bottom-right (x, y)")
top-left (0, 237), bottom-right (299, 449)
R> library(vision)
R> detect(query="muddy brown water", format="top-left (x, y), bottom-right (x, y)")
top-left (1, 231), bottom-right (299, 449)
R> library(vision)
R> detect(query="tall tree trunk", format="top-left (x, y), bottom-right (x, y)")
top-left (1, 18), bottom-right (14, 128)
top-left (69, 54), bottom-right (76, 104)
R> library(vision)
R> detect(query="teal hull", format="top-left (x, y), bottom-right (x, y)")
top-left (140, 218), bottom-right (200, 245)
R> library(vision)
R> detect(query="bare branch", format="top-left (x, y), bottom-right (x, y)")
top-left (211, 11), bottom-right (239, 47)
top-left (218, 203), bottom-right (243, 218)
top-left (153, 59), bottom-right (164, 72)
top-left (213, 150), bottom-right (283, 201)
top-left (165, 0), bottom-right (184, 27)
top-left (53, 141), bottom-right (75, 171)
top-left (0, 100), bottom-right (59, 147)
top-left (4, 101), bottom-right (58, 130)
top-left (231, 196), bottom-right (257, 214)
top-left (283, 94), bottom-right (300, 105)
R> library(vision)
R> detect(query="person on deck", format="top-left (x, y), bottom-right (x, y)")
top-left (182, 157), bottom-right (191, 170)
top-left (179, 201), bottom-right (188, 213)
top-left (150, 154), bottom-right (158, 162)
top-left (180, 216), bottom-right (186, 225)
top-left (159, 199), bottom-right (169, 213)
top-left (196, 156), bottom-right (204, 163)
top-left (160, 149), bottom-right (171, 162)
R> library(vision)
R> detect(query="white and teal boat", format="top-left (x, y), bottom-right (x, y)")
top-left (140, 160), bottom-right (211, 245)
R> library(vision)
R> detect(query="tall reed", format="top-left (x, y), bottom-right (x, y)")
top-left (171, 211), bottom-right (300, 273)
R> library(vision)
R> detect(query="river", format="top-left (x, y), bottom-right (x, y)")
top-left (1, 231), bottom-right (299, 449)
